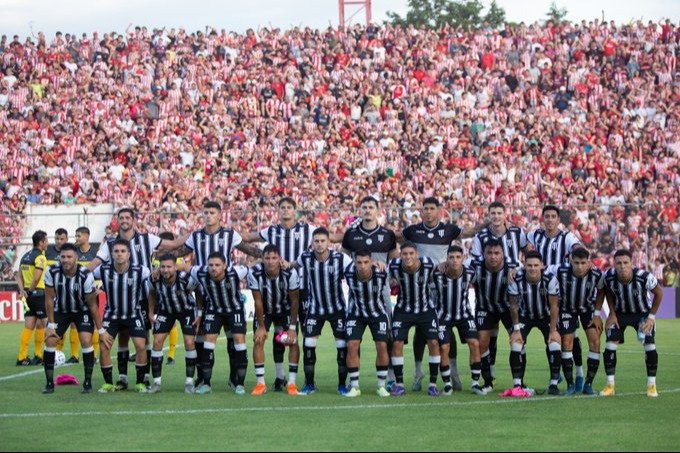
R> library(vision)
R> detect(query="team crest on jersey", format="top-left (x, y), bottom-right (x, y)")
top-left (328, 267), bottom-right (334, 274)
top-left (134, 244), bottom-right (141, 252)
top-left (294, 232), bottom-right (301, 239)
top-left (127, 279), bottom-right (133, 286)
top-left (378, 235), bottom-right (384, 243)
top-left (439, 230), bottom-right (445, 237)
top-left (418, 277), bottom-right (424, 284)
top-left (218, 238), bottom-right (224, 246)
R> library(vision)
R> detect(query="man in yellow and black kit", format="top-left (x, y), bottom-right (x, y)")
top-left (16, 230), bottom-right (49, 366)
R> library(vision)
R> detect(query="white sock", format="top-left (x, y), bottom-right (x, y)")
top-left (576, 366), bottom-right (584, 378)
top-left (648, 376), bottom-right (656, 386)
top-left (275, 362), bottom-right (285, 380)
top-left (288, 371), bottom-right (297, 385)
top-left (414, 361), bottom-right (423, 376)
top-left (154, 377), bottom-right (161, 385)
top-left (607, 375), bottom-right (615, 385)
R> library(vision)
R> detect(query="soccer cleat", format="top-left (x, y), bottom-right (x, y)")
top-left (442, 384), bottom-right (453, 396)
top-left (471, 384), bottom-right (487, 396)
top-left (412, 373), bottom-right (425, 392)
top-left (30, 356), bottom-right (43, 366)
top-left (564, 385), bottom-right (577, 396)
top-left (287, 383), bottom-right (299, 396)
top-left (522, 387), bottom-right (536, 397)
top-left (344, 387), bottom-right (361, 397)
top-left (337, 384), bottom-right (349, 395)
top-left (599, 384), bottom-right (616, 397)
top-left (251, 383), bottom-right (267, 396)
top-left (81, 383), bottom-right (93, 394)
top-left (376, 387), bottom-right (390, 397)
top-left (574, 376), bottom-right (584, 393)
top-left (166, 358), bottom-right (175, 365)
top-left (134, 383), bottom-right (148, 393)
top-left (299, 384), bottom-right (317, 395)
top-left (427, 386), bottom-right (440, 397)
top-left (184, 383), bottom-right (195, 394)
top-left (234, 385), bottom-right (246, 396)
top-left (16, 358), bottom-right (31, 366)
top-left (66, 356), bottom-right (79, 364)
top-left (390, 384), bottom-right (406, 396)
top-left (115, 380), bottom-right (128, 391)
top-left (42, 384), bottom-right (55, 394)
top-left (386, 380), bottom-right (396, 393)
top-left (547, 385), bottom-right (561, 396)
top-left (147, 383), bottom-right (162, 394)
top-left (273, 377), bottom-right (287, 392)
top-left (194, 384), bottom-right (212, 395)
top-left (481, 384), bottom-right (494, 395)
top-left (98, 383), bottom-right (116, 393)
top-left (646, 384), bottom-right (658, 398)
top-left (582, 384), bottom-right (595, 395)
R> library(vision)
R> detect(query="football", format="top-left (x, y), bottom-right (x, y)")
top-left (54, 350), bottom-right (66, 367)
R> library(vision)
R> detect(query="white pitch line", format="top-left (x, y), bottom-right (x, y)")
top-left (1, 388), bottom-right (679, 419)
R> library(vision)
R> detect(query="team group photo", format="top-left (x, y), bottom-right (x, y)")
top-left (0, 0), bottom-right (678, 451)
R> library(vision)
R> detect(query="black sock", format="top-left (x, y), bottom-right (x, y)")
top-left (393, 363), bottom-right (404, 384)
top-left (348, 366), bottom-right (359, 388)
top-left (102, 365), bottom-right (113, 385)
top-left (202, 347), bottom-right (215, 387)
top-left (151, 353), bottom-right (163, 379)
top-left (586, 356), bottom-right (600, 385)
top-left (143, 348), bottom-right (151, 380)
top-left (83, 351), bottom-right (95, 385)
top-left (117, 349), bottom-right (129, 377)
top-left (303, 345), bottom-right (316, 386)
top-left (561, 354), bottom-right (575, 385)
top-left (44, 349), bottom-right (55, 385)
top-left (194, 342), bottom-right (204, 381)
top-left (471, 361), bottom-right (482, 384)
top-left (235, 349), bottom-right (248, 386)
top-left (227, 338), bottom-right (236, 385)
top-left (549, 350), bottom-right (561, 381)
top-left (603, 348), bottom-right (617, 377)
top-left (273, 337), bottom-right (285, 364)
top-left (520, 350), bottom-right (527, 384)
top-left (449, 332), bottom-right (457, 360)
top-left (481, 353), bottom-right (493, 386)
top-left (337, 347), bottom-right (348, 386)
top-left (440, 365), bottom-right (451, 386)
top-left (510, 351), bottom-right (524, 382)
top-left (573, 337), bottom-right (583, 367)
top-left (135, 363), bottom-right (146, 385)
top-left (186, 353), bottom-right (197, 380)
top-left (429, 360), bottom-right (440, 385)
top-left (645, 349), bottom-right (658, 377)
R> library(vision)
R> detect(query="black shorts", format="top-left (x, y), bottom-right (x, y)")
top-left (203, 309), bottom-right (247, 336)
top-left (520, 317), bottom-right (551, 343)
top-left (449, 318), bottom-right (479, 344)
top-left (559, 311), bottom-right (596, 335)
top-left (153, 310), bottom-right (197, 336)
top-left (102, 313), bottom-right (147, 339)
top-left (24, 292), bottom-right (46, 318)
top-left (54, 311), bottom-right (94, 336)
top-left (606, 312), bottom-right (655, 345)
top-left (392, 310), bottom-right (438, 342)
top-left (253, 314), bottom-right (298, 335)
top-left (139, 299), bottom-right (152, 331)
top-left (475, 309), bottom-right (513, 332)
top-left (304, 311), bottom-right (345, 339)
top-left (346, 312), bottom-right (390, 343)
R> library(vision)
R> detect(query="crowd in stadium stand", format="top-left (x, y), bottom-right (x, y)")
top-left (0, 19), bottom-right (678, 285)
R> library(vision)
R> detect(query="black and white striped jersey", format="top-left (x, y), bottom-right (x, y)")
top-left (547, 264), bottom-right (604, 314)
top-left (472, 260), bottom-right (519, 313)
top-left (344, 263), bottom-right (390, 319)
top-left (342, 225), bottom-right (397, 265)
top-left (259, 223), bottom-right (316, 262)
top-left (190, 265), bottom-right (248, 314)
top-left (389, 257), bottom-right (437, 314)
top-left (296, 250), bottom-right (352, 317)
top-left (93, 264), bottom-right (151, 320)
top-left (44, 264), bottom-right (96, 314)
top-left (247, 264), bottom-right (300, 316)
top-left (432, 264), bottom-right (476, 322)
top-left (471, 225), bottom-right (527, 265)
top-left (185, 227), bottom-right (243, 267)
top-left (602, 268), bottom-right (658, 314)
top-left (402, 222), bottom-right (462, 265)
top-left (508, 270), bottom-right (559, 320)
top-left (96, 232), bottom-right (162, 268)
top-left (150, 271), bottom-right (198, 314)
top-left (527, 229), bottom-right (581, 267)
